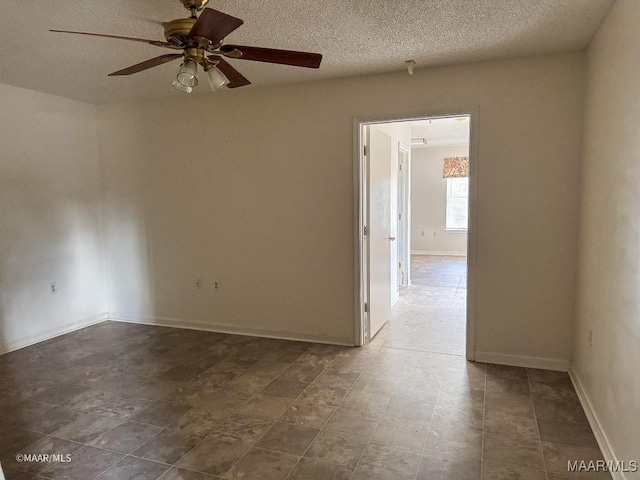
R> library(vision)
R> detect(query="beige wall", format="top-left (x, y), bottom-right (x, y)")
top-left (98, 51), bottom-right (584, 360)
top-left (573, 0), bottom-right (640, 471)
top-left (411, 145), bottom-right (469, 255)
top-left (0, 84), bottom-right (106, 353)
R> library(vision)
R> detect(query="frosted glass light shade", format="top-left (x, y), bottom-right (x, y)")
top-left (172, 78), bottom-right (193, 93)
top-left (177, 59), bottom-right (198, 88)
top-left (206, 66), bottom-right (230, 92)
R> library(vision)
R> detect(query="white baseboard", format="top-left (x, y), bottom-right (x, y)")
top-left (569, 366), bottom-right (626, 480)
top-left (411, 250), bottom-right (467, 257)
top-left (0, 312), bottom-right (108, 355)
top-left (475, 351), bottom-right (569, 371)
top-left (108, 312), bottom-right (354, 347)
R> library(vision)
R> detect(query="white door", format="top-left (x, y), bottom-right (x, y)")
top-left (367, 126), bottom-right (393, 339)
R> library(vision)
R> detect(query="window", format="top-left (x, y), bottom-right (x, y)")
top-left (446, 177), bottom-right (469, 231)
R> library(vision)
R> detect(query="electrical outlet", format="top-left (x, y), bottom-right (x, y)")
top-left (588, 329), bottom-right (593, 347)
top-left (213, 281), bottom-right (220, 291)
top-left (196, 278), bottom-right (203, 290)
top-left (50, 282), bottom-right (57, 295)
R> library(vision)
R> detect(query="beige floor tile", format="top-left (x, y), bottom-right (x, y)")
top-left (129, 401), bottom-right (193, 427)
top-left (279, 401), bottom-right (335, 429)
top-left (353, 440), bottom-right (421, 479)
top-left (537, 418), bottom-right (599, 449)
top-left (425, 425), bottom-right (483, 459)
top-left (431, 402), bottom-right (484, 431)
top-left (176, 437), bottom-right (249, 476)
top-left (40, 446), bottom-right (123, 479)
top-left (278, 364), bottom-right (324, 383)
top-left (255, 421), bottom-right (319, 455)
top-left (304, 430), bottom-right (368, 467)
top-left (168, 405), bottom-right (231, 437)
top-left (482, 461), bottom-right (547, 480)
top-left (483, 433), bottom-right (545, 470)
top-left (484, 410), bottom-right (540, 440)
top-left (437, 384), bottom-right (485, 409)
top-left (295, 351), bottom-right (337, 368)
top-left (485, 392), bottom-right (535, 417)
top-left (132, 428), bottom-right (202, 464)
top-left (17, 405), bottom-right (83, 435)
top-left (529, 380), bottom-right (577, 402)
top-left (89, 420), bottom-right (162, 453)
top-left (383, 396), bottom-right (434, 424)
top-left (236, 394), bottom-right (294, 420)
top-left (341, 390), bottom-right (391, 417)
top-left (159, 467), bottom-right (218, 479)
top-left (287, 458), bottom-right (353, 480)
top-left (51, 412), bottom-right (122, 443)
top-left (323, 407), bottom-right (379, 437)
top-left (486, 375), bottom-right (531, 396)
top-left (541, 441), bottom-right (606, 475)
top-left (487, 364), bottom-right (528, 380)
top-left (533, 395), bottom-right (588, 424)
top-left (245, 360), bottom-right (291, 379)
top-left (372, 417), bottom-right (429, 449)
top-left (226, 374), bottom-right (272, 396)
top-left (222, 447), bottom-right (299, 479)
top-left (299, 383), bottom-right (348, 406)
top-left (261, 378), bottom-right (309, 399)
top-left (418, 451), bottom-right (481, 480)
top-left (208, 414), bottom-right (273, 445)
top-left (95, 456), bottom-right (169, 480)
top-left (313, 368), bottom-right (359, 388)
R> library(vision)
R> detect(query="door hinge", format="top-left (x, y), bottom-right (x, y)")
top-left (399, 262), bottom-right (402, 269)
top-left (399, 163), bottom-right (402, 171)
top-left (364, 302), bottom-right (368, 313)
top-left (398, 213), bottom-right (402, 220)
top-left (363, 225), bottom-right (368, 236)
top-left (363, 145), bottom-right (368, 156)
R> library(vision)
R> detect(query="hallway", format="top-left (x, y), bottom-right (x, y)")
top-left (373, 255), bottom-right (467, 355)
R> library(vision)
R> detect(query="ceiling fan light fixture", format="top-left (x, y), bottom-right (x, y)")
top-left (176, 59), bottom-right (199, 87)
top-left (205, 66), bottom-right (230, 92)
top-left (172, 78), bottom-right (193, 93)
top-left (50, 2), bottom-right (323, 93)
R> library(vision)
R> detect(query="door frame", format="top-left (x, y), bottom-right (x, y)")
top-left (353, 108), bottom-right (479, 362)
top-left (397, 143), bottom-right (411, 288)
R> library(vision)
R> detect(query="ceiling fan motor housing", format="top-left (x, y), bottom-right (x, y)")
top-left (164, 18), bottom-right (197, 43)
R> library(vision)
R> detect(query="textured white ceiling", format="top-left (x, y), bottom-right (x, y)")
top-left (0, 0), bottom-right (613, 104)
top-left (411, 117), bottom-right (470, 148)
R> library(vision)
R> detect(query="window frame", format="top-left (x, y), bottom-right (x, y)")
top-left (445, 177), bottom-right (469, 232)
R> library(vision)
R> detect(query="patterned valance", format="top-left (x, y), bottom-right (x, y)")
top-left (443, 156), bottom-right (469, 178)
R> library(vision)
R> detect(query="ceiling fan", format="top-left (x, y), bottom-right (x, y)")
top-left (50, 0), bottom-right (323, 93)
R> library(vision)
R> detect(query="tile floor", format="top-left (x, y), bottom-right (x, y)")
top-left (0, 256), bottom-right (607, 479)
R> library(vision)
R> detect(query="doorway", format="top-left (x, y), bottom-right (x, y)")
top-left (355, 113), bottom-right (476, 360)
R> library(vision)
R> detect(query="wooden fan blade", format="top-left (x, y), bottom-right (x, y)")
top-left (220, 45), bottom-right (322, 68)
top-left (108, 54), bottom-right (183, 76)
top-left (211, 57), bottom-right (251, 89)
top-left (49, 30), bottom-right (178, 49)
top-left (189, 8), bottom-right (243, 44)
